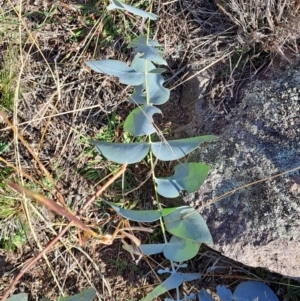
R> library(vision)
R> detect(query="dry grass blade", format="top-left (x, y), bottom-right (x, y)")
top-left (1, 164), bottom-right (127, 300)
top-left (7, 182), bottom-right (100, 237)
top-left (0, 111), bottom-right (65, 204)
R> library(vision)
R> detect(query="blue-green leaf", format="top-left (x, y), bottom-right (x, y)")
top-left (129, 35), bottom-right (167, 65)
top-left (108, 202), bottom-right (161, 222)
top-left (86, 60), bottom-right (144, 86)
top-left (91, 141), bottom-right (149, 164)
top-left (233, 281), bottom-right (279, 301)
top-left (129, 55), bottom-right (170, 105)
top-left (163, 207), bottom-right (213, 244)
top-left (7, 294), bottom-right (28, 301)
top-left (142, 273), bottom-right (184, 301)
top-left (124, 105), bottom-right (161, 136)
top-left (163, 235), bottom-right (201, 261)
top-left (149, 68), bottom-right (166, 73)
top-left (129, 73), bottom-right (169, 105)
top-left (58, 288), bottom-right (96, 301)
top-left (107, 0), bottom-right (158, 20)
top-left (151, 136), bottom-right (217, 161)
top-left (199, 290), bottom-right (214, 301)
top-left (161, 207), bottom-right (179, 216)
top-left (155, 163), bottom-right (210, 198)
top-left (140, 244), bottom-right (165, 255)
top-left (217, 285), bottom-right (233, 301)
top-left (181, 273), bottom-right (201, 281)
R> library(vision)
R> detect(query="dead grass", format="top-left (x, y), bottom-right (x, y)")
top-left (0, 0), bottom-right (300, 300)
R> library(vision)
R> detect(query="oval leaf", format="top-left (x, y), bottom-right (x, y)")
top-left (7, 294), bottom-right (28, 301)
top-left (129, 73), bottom-right (169, 105)
top-left (91, 141), bottom-right (149, 164)
top-left (129, 55), bottom-right (169, 105)
top-left (217, 285), bottom-right (233, 301)
top-left (163, 235), bottom-right (201, 261)
top-left (107, 0), bottom-right (158, 20)
top-left (233, 281), bottom-right (279, 301)
top-left (199, 290), bottom-right (214, 301)
top-left (108, 202), bottom-right (161, 222)
top-left (58, 288), bottom-right (96, 301)
top-left (181, 273), bottom-right (201, 281)
top-left (161, 207), bottom-right (179, 216)
top-left (163, 207), bottom-right (213, 244)
top-left (124, 105), bottom-right (161, 136)
top-left (155, 163), bottom-right (210, 198)
top-left (140, 243), bottom-right (165, 256)
top-left (129, 35), bottom-right (167, 65)
top-left (86, 60), bottom-right (144, 86)
top-left (142, 273), bottom-right (184, 301)
top-left (151, 136), bottom-right (217, 161)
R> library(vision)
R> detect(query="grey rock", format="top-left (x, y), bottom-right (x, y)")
top-left (185, 62), bottom-right (300, 279)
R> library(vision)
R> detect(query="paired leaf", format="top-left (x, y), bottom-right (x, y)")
top-left (161, 207), bottom-right (180, 216)
top-left (163, 236), bottom-right (201, 261)
top-left (7, 294), bottom-right (27, 301)
top-left (139, 243), bottom-right (165, 256)
top-left (129, 35), bottom-right (167, 65)
top-left (108, 202), bottom-right (161, 222)
top-left (163, 207), bottom-right (213, 244)
top-left (58, 288), bottom-right (96, 301)
top-left (155, 163), bottom-right (210, 198)
top-left (91, 141), bottom-right (149, 164)
top-left (86, 60), bottom-right (144, 86)
top-left (107, 0), bottom-right (157, 20)
top-left (124, 105), bottom-right (161, 136)
top-left (142, 273), bottom-right (184, 301)
top-left (92, 136), bottom-right (216, 165)
top-left (217, 286), bottom-right (233, 301)
top-left (151, 136), bottom-right (217, 161)
top-left (181, 273), bottom-right (201, 281)
top-left (198, 290), bottom-right (214, 301)
top-left (208, 282), bottom-right (280, 301)
top-left (129, 54), bottom-right (170, 105)
top-left (140, 235), bottom-right (200, 262)
top-left (233, 281), bottom-right (279, 301)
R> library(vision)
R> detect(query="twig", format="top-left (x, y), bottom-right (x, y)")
top-left (1, 164), bottom-right (127, 301)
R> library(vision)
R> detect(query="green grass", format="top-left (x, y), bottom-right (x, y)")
top-left (0, 45), bottom-right (18, 111)
top-left (0, 195), bottom-right (26, 251)
top-left (108, 258), bottom-right (142, 276)
top-left (68, 0), bottom-right (146, 48)
top-left (0, 7), bottom-right (20, 111)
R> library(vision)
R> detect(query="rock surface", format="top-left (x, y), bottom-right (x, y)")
top-left (184, 61), bottom-right (300, 279)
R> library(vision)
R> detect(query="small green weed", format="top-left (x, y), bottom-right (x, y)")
top-left (0, 141), bottom-right (9, 154)
top-left (108, 258), bottom-right (142, 276)
top-left (0, 44), bottom-right (18, 110)
top-left (0, 196), bottom-right (26, 252)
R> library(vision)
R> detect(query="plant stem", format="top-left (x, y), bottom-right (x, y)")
top-left (148, 135), bottom-right (168, 245)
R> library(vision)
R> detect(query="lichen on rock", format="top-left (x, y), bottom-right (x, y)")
top-left (185, 61), bottom-right (300, 279)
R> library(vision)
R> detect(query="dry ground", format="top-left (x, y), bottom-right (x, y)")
top-left (1, 0), bottom-right (300, 300)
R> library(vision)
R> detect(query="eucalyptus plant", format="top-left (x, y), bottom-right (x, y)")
top-left (84, 1), bottom-right (280, 301)
top-left (85, 1), bottom-right (215, 300)
top-left (2, 2), bottom-right (281, 301)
